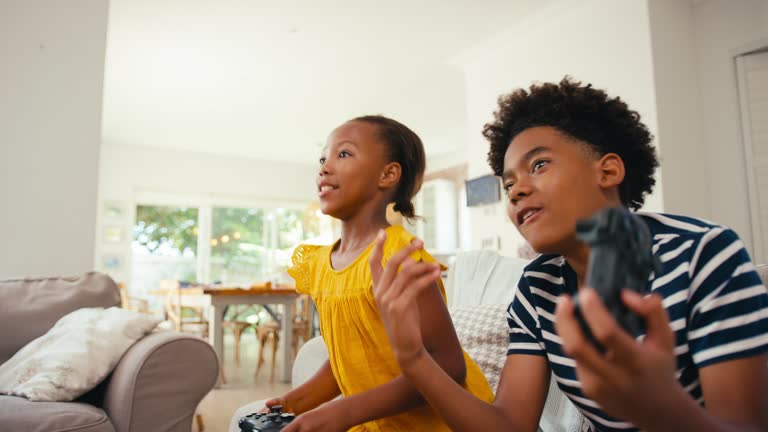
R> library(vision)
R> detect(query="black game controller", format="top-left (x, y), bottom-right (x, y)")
top-left (238, 405), bottom-right (296, 432)
top-left (573, 208), bottom-right (661, 349)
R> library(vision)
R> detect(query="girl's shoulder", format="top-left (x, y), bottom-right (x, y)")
top-left (288, 244), bottom-right (329, 295)
top-left (291, 244), bottom-right (327, 266)
top-left (382, 225), bottom-right (446, 270)
top-left (382, 224), bottom-right (415, 251)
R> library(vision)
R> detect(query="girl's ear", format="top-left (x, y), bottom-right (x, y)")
top-left (596, 153), bottom-right (625, 189)
top-left (379, 162), bottom-right (402, 189)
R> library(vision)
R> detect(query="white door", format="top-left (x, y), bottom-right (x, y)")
top-left (737, 49), bottom-right (768, 264)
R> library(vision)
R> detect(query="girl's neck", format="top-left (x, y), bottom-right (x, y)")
top-left (336, 204), bottom-right (390, 254)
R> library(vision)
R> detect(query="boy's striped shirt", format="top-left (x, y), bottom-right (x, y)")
top-left (507, 212), bottom-right (768, 431)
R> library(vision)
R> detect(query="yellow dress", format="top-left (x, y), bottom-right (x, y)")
top-left (288, 225), bottom-right (494, 432)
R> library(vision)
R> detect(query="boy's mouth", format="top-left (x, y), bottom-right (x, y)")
top-left (517, 208), bottom-right (542, 226)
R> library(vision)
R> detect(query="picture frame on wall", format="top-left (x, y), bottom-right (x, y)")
top-left (101, 254), bottom-right (124, 271)
top-left (103, 226), bottom-right (124, 243)
top-left (104, 201), bottom-right (127, 221)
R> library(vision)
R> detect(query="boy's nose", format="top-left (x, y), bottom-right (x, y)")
top-left (509, 182), bottom-right (532, 205)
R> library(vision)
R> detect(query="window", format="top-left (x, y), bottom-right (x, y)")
top-left (131, 206), bottom-right (198, 300)
top-left (131, 204), bottom-right (324, 297)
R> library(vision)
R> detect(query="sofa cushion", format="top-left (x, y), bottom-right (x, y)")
top-left (0, 273), bottom-right (121, 365)
top-left (0, 307), bottom-right (159, 402)
top-left (451, 303), bottom-right (509, 392)
top-left (756, 264), bottom-right (767, 286)
top-left (0, 395), bottom-right (115, 432)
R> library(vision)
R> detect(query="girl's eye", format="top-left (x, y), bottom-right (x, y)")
top-left (338, 150), bottom-right (350, 158)
top-left (319, 157), bottom-right (326, 165)
top-left (503, 182), bottom-right (515, 192)
top-left (532, 160), bottom-right (549, 173)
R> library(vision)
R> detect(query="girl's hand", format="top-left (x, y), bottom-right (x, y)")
top-left (282, 405), bottom-right (345, 432)
top-left (555, 288), bottom-right (681, 428)
top-left (262, 395), bottom-right (293, 414)
top-left (369, 230), bottom-right (442, 366)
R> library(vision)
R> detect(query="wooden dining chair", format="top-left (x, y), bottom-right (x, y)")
top-left (118, 282), bottom-right (150, 314)
top-left (254, 295), bottom-right (313, 381)
top-left (161, 279), bottom-right (209, 337)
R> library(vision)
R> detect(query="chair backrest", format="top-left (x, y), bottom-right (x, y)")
top-left (0, 273), bottom-right (120, 364)
top-left (119, 282), bottom-right (150, 314)
top-left (446, 249), bottom-right (529, 308)
top-left (160, 279), bottom-right (208, 331)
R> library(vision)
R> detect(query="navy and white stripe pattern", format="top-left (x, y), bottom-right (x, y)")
top-left (506, 213), bottom-right (768, 431)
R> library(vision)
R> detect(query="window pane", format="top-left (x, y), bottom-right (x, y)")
top-left (131, 206), bottom-right (198, 301)
top-left (210, 207), bottom-right (266, 285)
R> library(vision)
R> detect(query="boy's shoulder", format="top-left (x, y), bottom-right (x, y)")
top-left (636, 212), bottom-right (727, 239)
top-left (522, 254), bottom-right (569, 285)
top-left (525, 254), bottom-right (566, 272)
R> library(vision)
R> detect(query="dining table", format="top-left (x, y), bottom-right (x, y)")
top-left (202, 284), bottom-right (299, 384)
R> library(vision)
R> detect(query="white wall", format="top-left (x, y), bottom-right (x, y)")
top-left (691, 0), bottom-right (768, 252)
top-left (94, 143), bottom-right (317, 284)
top-left (648, 0), bottom-right (708, 220)
top-left (457, 0), bottom-right (662, 257)
top-left (0, 0), bottom-right (108, 279)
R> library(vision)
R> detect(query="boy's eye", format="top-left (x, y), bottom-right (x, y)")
top-left (532, 160), bottom-right (549, 173)
top-left (503, 182), bottom-right (514, 191)
top-left (319, 156), bottom-right (326, 165)
top-left (338, 150), bottom-right (350, 158)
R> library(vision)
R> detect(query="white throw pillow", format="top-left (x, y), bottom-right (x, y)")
top-left (0, 307), bottom-right (159, 401)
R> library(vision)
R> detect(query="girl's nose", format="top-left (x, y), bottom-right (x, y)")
top-left (319, 162), bottom-right (330, 176)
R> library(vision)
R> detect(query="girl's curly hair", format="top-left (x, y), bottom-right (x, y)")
top-left (483, 77), bottom-right (659, 210)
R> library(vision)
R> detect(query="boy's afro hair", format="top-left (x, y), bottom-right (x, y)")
top-left (483, 77), bottom-right (659, 211)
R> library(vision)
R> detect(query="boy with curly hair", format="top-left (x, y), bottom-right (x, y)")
top-left (368, 77), bottom-right (768, 431)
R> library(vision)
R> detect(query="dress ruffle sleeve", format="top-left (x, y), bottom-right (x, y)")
top-left (287, 244), bottom-right (323, 295)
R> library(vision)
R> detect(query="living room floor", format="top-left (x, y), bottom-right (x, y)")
top-left (196, 331), bottom-right (292, 432)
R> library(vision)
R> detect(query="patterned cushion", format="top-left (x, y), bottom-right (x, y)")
top-left (450, 304), bottom-right (508, 392)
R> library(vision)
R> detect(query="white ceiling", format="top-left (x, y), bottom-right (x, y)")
top-left (102, 0), bottom-right (550, 164)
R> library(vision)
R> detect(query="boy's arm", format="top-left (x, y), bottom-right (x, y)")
top-left (267, 359), bottom-right (341, 414)
top-left (696, 354), bottom-right (768, 432)
top-left (344, 232), bottom-right (548, 431)
top-left (556, 288), bottom-right (768, 432)
top-left (401, 349), bottom-right (550, 432)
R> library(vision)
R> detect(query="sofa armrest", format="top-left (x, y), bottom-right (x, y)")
top-left (102, 331), bottom-right (219, 432)
top-left (291, 336), bottom-right (328, 387)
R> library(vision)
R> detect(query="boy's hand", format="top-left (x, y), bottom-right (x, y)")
top-left (555, 288), bottom-right (682, 428)
top-left (282, 405), bottom-right (345, 432)
top-left (369, 230), bottom-right (442, 366)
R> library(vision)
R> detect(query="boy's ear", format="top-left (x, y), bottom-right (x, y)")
top-left (379, 162), bottom-right (402, 189)
top-left (596, 153), bottom-right (625, 189)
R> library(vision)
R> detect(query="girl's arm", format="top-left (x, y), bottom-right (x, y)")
top-left (364, 234), bottom-right (548, 432)
top-left (309, 278), bottom-right (466, 430)
top-left (266, 359), bottom-right (341, 415)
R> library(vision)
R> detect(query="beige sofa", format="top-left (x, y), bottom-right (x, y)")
top-left (0, 272), bottom-right (219, 432)
top-left (230, 255), bottom-right (768, 432)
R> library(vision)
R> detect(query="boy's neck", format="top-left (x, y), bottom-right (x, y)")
top-left (562, 242), bottom-right (591, 287)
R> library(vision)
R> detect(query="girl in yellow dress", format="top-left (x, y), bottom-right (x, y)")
top-left (265, 115), bottom-right (494, 431)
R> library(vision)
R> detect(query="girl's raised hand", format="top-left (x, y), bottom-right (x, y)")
top-left (369, 230), bottom-right (442, 366)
